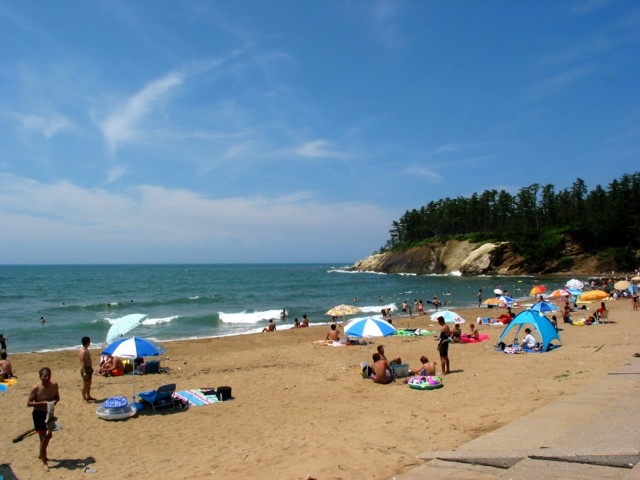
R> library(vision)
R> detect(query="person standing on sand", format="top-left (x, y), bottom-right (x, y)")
top-left (27, 367), bottom-right (60, 472)
top-left (437, 316), bottom-right (451, 375)
top-left (477, 289), bottom-right (483, 308)
top-left (79, 336), bottom-right (96, 402)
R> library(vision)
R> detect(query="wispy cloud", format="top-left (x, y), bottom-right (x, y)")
top-left (22, 114), bottom-right (71, 139)
top-left (404, 166), bottom-right (442, 181)
top-left (295, 140), bottom-right (349, 159)
top-left (528, 65), bottom-right (595, 100)
top-left (364, 0), bottom-right (405, 48)
top-left (570, 0), bottom-right (612, 15)
top-left (99, 73), bottom-right (183, 151)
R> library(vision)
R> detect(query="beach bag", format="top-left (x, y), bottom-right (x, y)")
top-left (217, 386), bottom-right (232, 401)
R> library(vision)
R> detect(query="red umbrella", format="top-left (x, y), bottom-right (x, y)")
top-left (530, 285), bottom-right (547, 296)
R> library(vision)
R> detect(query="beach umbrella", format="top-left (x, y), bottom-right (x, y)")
top-left (483, 298), bottom-right (505, 306)
top-left (578, 290), bottom-right (609, 302)
top-left (344, 316), bottom-right (397, 370)
top-left (548, 289), bottom-right (570, 298)
top-left (565, 278), bottom-right (584, 290)
top-left (614, 280), bottom-right (631, 291)
top-left (493, 288), bottom-right (503, 295)
top-left (529, 302), bottom-right (558, 314)
top-left (498, 295), bottom-right (514, 304)
top-left (567, 288), bottom-right (583, 297)
top-left (430, 310), bottom-right (466, 324)
top-left (631, 276), bottom-right (640, 283)
top-left (344, 317), bottom-right (396, 338)
top-left (325, 304), bottom-right (360, 322)
top-left (102, 337), bottom-right (166, 411)
top-left (530, 285), bottom-right (547, 296)
top-left (105, 314), bottom-right (148, 344)
top-left (102, 336), bottom-right (166, 358)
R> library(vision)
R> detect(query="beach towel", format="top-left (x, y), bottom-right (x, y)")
top-left (173, 389), bottom-right (220, 407)
top-left (460, 333), bottom-right (490, 344)
top-left (394, 329), bottom-right (434, 336)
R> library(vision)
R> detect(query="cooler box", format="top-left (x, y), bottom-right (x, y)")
top-left (145, 360), bottom-right (160, 373)
top-left (391, 363), bottom-right (410, 378)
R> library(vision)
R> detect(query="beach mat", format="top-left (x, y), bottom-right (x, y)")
top-left (174, 389), bottom-right (220, 407)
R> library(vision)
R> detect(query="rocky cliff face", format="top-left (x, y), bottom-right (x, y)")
top-left (349, 239), bottom-right (602, 276)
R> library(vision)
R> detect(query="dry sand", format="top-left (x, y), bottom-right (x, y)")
top-left (2, 298), bottom-right (639, 479)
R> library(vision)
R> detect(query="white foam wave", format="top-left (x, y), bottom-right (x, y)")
top-left (359, 303), bottom-right (398, 313)
top-left (143, 315), bottom-right (178, 326)
top-left (219, 309), bottom-right (283, 324)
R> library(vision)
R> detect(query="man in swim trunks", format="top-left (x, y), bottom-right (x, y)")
top-left (370, 353), bottom-right (393, 384)
top-left (27, 367), bottom-right (60, 472)
top-left (79, 336), bottom-right (96, 402)
top-left (437, 316), bottom-right (451, 375)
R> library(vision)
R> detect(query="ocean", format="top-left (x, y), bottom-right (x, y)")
top-left (0, 264), bottom-right (570, 354)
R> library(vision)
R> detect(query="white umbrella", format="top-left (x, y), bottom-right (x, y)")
top-left (106, 314), bottom-right (148, 344)
top-left (430, 310), bottom-right (466, 324)
top-left (493, 288), bottom-right (503, 295)
top-left (565, 278), bottom-right (584, 290)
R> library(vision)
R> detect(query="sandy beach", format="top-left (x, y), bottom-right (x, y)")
top-left (2, 298), bottom-right (639, 479)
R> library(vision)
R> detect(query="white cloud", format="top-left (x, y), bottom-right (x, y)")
top-left (100, 73), bottom-right (183, 151)
top-left (404, 166), bottom-right (442, 181)
top-left (22, 114), bottom-right (71, 139)
top-left (295, 140), bottom-right (349, 159)
top-left (0, 174), bottom-right (394, 263)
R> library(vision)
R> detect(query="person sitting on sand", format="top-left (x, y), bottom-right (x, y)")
top-left (370, 353), bottom-right (393, 384)
top-left (98, 355), bottom-right (125, 376)
top-left (463, 323), bottom-right (480, 341)
top-left (0, 351), bottom-right (14, 378)
top-left (377, 345), bottom-right (401, 364)
top-left (262, 319), bottom-right (276, 333)
top-left (563, 304), bottom-right (572, 324)
top-left (519, 328), bottom-right (537, 349)
top-left (451, 324), bottom-right (462, 342)
top-left (597, 302), bottom-right (607, 318)
top-left (326, 324), bottom-right (340, 342)
top-left (293, 318), bottom-right (300, 328)
top-left (409, 356), bottom-right (436, 376)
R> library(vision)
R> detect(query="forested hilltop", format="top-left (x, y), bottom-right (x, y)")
top-left (353, 172), bottom-right (640, 275)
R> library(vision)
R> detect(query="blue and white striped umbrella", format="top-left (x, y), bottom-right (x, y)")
top-left (102, 336), bottom-right (166, 358)
top-left (344, 317), bottom-right (396, 338)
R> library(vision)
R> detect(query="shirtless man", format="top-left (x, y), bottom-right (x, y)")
top-left (79, 336), bottom-right (96, 402)
top-left (27, 367), bottom-right (60, 472)
top-left (377, 345), bottom-right (401, 364)
top-left (0, 351), bottom-right (14, 378)
top-left (262, 319), bottom-right (276, 332)
top-left (437, 316), bottom-right (451, 375)
top-left (370, 353), bottom-right (392, 384)
top-left (326, 324), bottom-right (340, 341)
top-left (409, 356), bottom-right (436, 376)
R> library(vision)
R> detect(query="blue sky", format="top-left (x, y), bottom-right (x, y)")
top-left (1, 1), bottom-right (638, 264)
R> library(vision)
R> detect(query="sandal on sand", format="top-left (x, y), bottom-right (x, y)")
top-left (83, 467), bottom-right (98, 474)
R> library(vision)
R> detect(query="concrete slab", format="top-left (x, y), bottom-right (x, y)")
top-left (393, 360), bottom-right (640, 479)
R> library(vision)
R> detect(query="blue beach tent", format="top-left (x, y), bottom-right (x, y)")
top-left (496, 310), bottom-right (562, 352)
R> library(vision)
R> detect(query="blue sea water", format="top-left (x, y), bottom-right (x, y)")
top-left (0, 264), bottom-right (570, 354)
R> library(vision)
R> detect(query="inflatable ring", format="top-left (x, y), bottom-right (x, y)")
top-left (408, 375), bottom-right (443, 390)
top-left (96, 396), bottom-right (137, 421)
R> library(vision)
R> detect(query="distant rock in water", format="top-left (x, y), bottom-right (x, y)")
top-left (350, 239), bottom-right (601, 276)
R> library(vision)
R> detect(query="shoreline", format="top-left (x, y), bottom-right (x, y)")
top-left (2, 298), bottom-right (639, 479)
